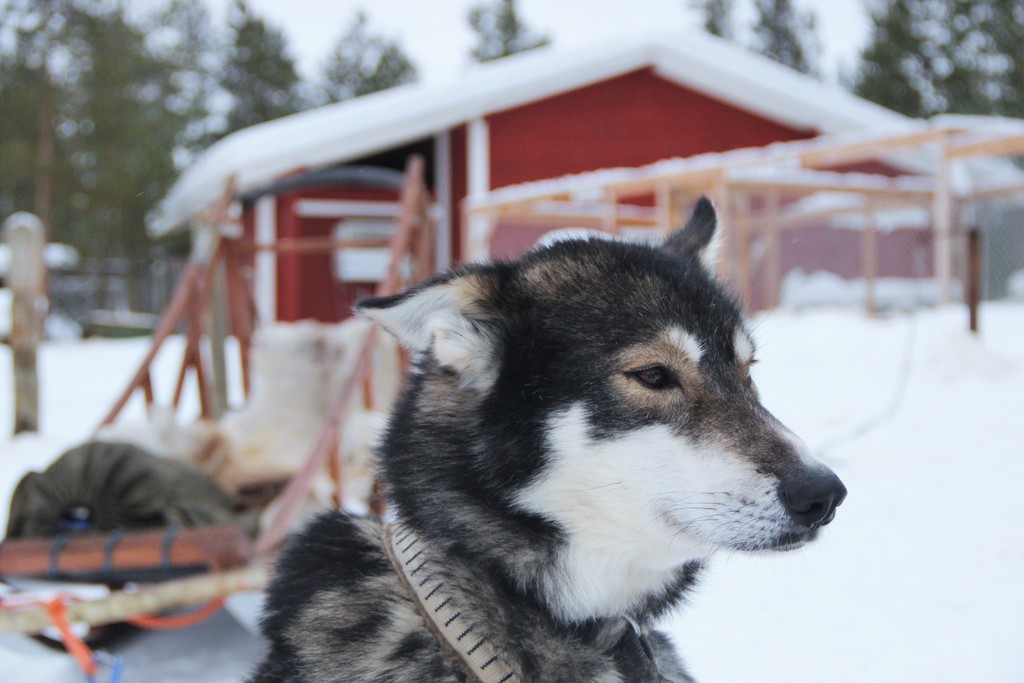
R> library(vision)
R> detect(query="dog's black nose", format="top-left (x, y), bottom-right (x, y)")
top-left (779, 469), bottom-right (847, 529)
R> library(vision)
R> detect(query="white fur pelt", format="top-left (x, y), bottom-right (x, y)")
top-left (95, 408), bottom-right (230, 474)
top-left (97, 317), bottom-right (400, 520)
top-left (219, 318), bottom-right (400, 504)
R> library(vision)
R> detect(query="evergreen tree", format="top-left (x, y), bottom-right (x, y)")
top-left (222, 0), bottom-right (304, 134)
top-left (750, 0), bottom-right (819, 76)
top-left (319, 11), bottom-right (417, 104)
top-left (692, 0), bottom-right (735, 39)
top-left (952, 0), bottom-right (1024, 117)
top-left (0, 0), bottom-right (74, 231)
top-left (0, 0), bottom-right (215, 259)
top-left (851, 0), bottom-right (931, 117)
top-left (146, 0), bottom-right (227, 160)
top-left (852, 0), bottom-right (1011, 118)
top-left (468, 0), bottom-right (550, 63)
top-left (67, 6), bottom-right (184, 257)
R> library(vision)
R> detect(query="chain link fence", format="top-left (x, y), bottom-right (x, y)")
top-left (976, 200), bottom-right (1024, 300)
top-left (48, 255), bottom-right (186, 336)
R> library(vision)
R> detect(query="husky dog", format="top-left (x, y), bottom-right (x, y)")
top-left (251, 198), bottom-right (847, 683)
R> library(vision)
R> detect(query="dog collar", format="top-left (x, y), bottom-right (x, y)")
top-left (384, 521), bottom-right (522, 683)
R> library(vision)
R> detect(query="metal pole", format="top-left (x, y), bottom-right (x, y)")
top-left (4, 212), bottom-right (46, 434)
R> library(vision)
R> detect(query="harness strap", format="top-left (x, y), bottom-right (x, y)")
top-left (160, 525), bottom-right (181, 570)
top-left (384, 523), bottom-right (521, 683)
top-left (102, 529), bottom-right (124, 575)
top-left (48, 532), bottom-right (74, 578)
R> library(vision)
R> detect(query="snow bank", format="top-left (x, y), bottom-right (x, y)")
top-left (664, 302), bottom-right (1024, 683)
top-left (0, 287), bottom-right (84, 340)
top-left (779, 269), bottom-right (960, 310)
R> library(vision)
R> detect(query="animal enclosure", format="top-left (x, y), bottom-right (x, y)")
top-left (466, 118), bottom-right (1024, 315)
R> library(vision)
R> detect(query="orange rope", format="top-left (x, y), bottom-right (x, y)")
top-left (44, 596), bottom-right (98, 676)
top-left (125, 597), bottom-right (225, 630)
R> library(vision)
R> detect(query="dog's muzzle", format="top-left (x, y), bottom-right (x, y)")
top-left (778, 468), bottom-right (848, 530)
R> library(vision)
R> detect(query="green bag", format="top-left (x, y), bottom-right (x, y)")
top-left (6, 440), bottom-right (252, 539)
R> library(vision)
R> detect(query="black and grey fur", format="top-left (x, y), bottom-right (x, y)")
top-left (251, 197), bottom-right (847, 683)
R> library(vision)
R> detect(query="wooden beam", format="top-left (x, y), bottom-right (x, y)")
top-left (96, 260), bottom-right (206, 429)
top-left (603, 167), bottom-right (722, 199)
top-left (933, 140), bottom-right (954, 303)
top-left (0, 525), bottom-right (251, 579)
top-left (711, 173), bottom-right (733, 283)
top-left (764, 189), bottom-right (783, 309)
top-left (862, 197), bottom-right (879, 315)
top-left (969, 180), bottom-right (1024, 200)
top-left (947, 131), bottom-right (1024, 159)
top-left (603, 188), bottom-right (620, 235)
top-left (793, 127), bottom-right (947, 168)
top-left (734, 192), bottom-right (753, 311)
top-left (249, 237), bottom-right (393, 253)
top-left (0, 565), bottom-right (267, 634)
top-left (726, 171), bottom-right (934, 198)
top-left (773, 196), bottom-right (927, 229)
top-left (468, 127), bottom-right (948, 217)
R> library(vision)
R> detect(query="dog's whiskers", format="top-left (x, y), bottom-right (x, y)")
top-left (564, 481), bottom-right (624, 492)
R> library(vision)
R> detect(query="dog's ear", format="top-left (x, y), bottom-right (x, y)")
top-left (355, 271), bottom-right (499, 390)
top-left (663, 196), bottom-right (721, 270)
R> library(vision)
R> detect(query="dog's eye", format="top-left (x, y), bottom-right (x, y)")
top-left (629, 365), bottom-right (676, 390)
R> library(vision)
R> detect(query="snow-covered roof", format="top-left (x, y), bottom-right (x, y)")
top-left (150, 31), bottom-right (914, 236)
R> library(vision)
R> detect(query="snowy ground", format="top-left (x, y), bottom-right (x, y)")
top-left (1, 302), bottom-right (1023, 682)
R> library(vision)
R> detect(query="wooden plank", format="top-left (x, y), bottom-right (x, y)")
top-left (794, 127), bottom-right (947, 168)
top-left (487, 206), bottom-right (658, 226)
top-left (773, 196), bottom-right (926, 228)
top-left (603, 189), bottom-right (621, 235)
top-left (947, 131), bottom-right (1024, 159)
top-left (96, 262), bottom-right (203, 429)
top-left (734, 193), bottom-right (753, 311)
top-left (141, 371), bottom-right (154, 412)
top-left (208, 260), bottom-right (229, 418)
top-left (97, 176), bottom-right (236, 430)
top-left (0, 565), bottom-right (267, 634)
top-left (970, 180), bottom-right (1024, 200)
top-left (933, 141), bottom-right (954, 303)
top-left (726, 174), bottom-right (933, 197)
top-left (248, 237), bottom-right (393, 253)
top-left (224, 239), bottom-right (255, 398)
top-left (711, 174), bottom-right (732, 283)
top-left (763, 189), bottom-right (782, 309)
top-left (468, 128), bottom-right (945, 216)
top-left (863, 198), bottom-right (879, 315)
top-left (0, 525), bottom-right (252, 578)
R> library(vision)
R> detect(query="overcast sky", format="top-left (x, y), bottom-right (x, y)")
top-left (198, 0), bottom-right (871, 86)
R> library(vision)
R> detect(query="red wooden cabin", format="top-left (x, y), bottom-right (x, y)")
top-left (152, 33), bottom-right (935, 323)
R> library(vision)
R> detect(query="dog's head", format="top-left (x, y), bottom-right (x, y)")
top-left (359, 197), bottom-right (846, 618)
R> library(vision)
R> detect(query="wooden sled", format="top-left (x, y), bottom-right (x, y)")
top-left (0, 156), bottom-right (435, 652)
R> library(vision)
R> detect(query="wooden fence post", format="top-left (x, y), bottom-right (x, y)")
top-left (966, 227), bottom-right (982, 334)
top-left (863, 198), bottom-right (879, 315)
top-left (4, 212), bottom-right (46, 434)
